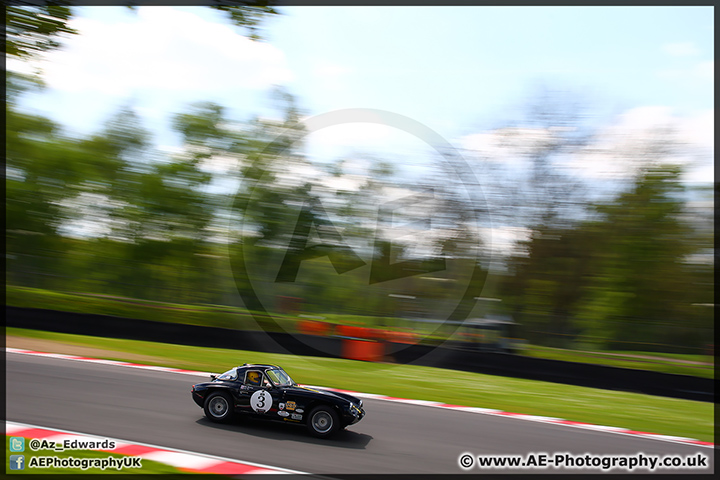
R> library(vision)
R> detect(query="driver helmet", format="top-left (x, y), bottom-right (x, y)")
top-left (247, 371), bottom-right (261, 385)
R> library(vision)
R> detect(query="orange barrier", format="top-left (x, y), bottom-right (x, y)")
top-left (334, 325), bottom-right (419, 344)
top-left (342, 339), bottom-right (384, 362)
top-left (337, 325), bottom-right (381, 340)
top-left (298, 320), bottom-right (332, 336)
top-left (382, 330), bottom-right (418, 344)
top-left (301, 321), bottom-right (421, 349)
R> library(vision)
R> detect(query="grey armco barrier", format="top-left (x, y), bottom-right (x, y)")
top-left (6, 306), bottom-right (713, 402)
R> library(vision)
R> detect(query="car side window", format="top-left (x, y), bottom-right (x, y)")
top-left (217, 368), bottom-right (238, 381)
top-left (244, 370), bottom-right (263, 386)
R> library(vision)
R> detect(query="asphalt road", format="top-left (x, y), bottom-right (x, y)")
top-left (6, 353), bottom-right (714, 475)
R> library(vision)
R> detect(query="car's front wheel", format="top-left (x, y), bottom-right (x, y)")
top-left (307, 405), bottom-right (339, 438)
top-left (204, 391), bottom-right (234, 423)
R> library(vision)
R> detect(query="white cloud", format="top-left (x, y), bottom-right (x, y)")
top-left (304, 122), bottom-right (430, 162)
top-left (682, 162), bottom-right (713, 184)
top-left (461, 107), bottom-right (713, 184)
top-left (612, 105), bottom-right (675, 130)
top-left (564, 107), bottom-right (713, 181)
top-left (605, 106), bottom-right (713, 152)
top-left (662, 41), bottom-right (701, 57)
top-left (19, 7), bottom-right (292, 97)
top-left (460, 132), bottom-right (509, 160)
top-left (460, 127), bottom-right (567, 165)
top-left (676, 108), bottom-right (713, 150)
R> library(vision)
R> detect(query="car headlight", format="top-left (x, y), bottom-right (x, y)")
top-left (358, 399), bottom-right (363, 408)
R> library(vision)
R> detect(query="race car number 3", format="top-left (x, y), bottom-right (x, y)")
top-left (250, 390), bottom-right (270, 413)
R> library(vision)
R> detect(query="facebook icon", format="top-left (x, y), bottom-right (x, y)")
top-left (9, 455), bottom-right (25, 470)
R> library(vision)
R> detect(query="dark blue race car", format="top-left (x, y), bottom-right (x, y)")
top-left (192, 363), bottom-right (365, 438)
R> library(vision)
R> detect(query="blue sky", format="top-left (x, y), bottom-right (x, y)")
top-left (13, 6), bottom-right (712, 136)
top-left (10, 6), bottom-right (713, 186)
top-left (271, 6), bottom-right (712, 127)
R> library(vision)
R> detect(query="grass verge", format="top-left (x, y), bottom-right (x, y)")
top-left (523, 345), bottom-right (714, 379)
top-left (6, 327), bottom-right (714, 443)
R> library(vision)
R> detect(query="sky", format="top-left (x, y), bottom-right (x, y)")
top-left (8, 5), bottom-right (714, 253)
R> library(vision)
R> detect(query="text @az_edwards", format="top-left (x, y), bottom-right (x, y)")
top-left (28, 437), bottom-right (116, 452)
top-left (458, 452), bottom-right (710, 472)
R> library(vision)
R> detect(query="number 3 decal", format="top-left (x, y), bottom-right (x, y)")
top-left (250, 390), bottom-right (270, 413)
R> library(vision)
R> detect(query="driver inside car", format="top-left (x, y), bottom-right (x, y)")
top-left (246, 371), bottom-right (262, 386)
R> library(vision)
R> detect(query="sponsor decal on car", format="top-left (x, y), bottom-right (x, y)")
top-left (285, 401), bottom-right (297, 411)
top-left (291, 413), bottom-right (302, 420)
top-left (278, 403), bottom-right (285, 410)
top-left (296, 408), bottom-right (304, 414)
top-left (278, 411), bottom-right (290, 417)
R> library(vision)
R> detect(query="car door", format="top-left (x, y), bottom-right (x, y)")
top-left (237, 370), bottom-right (282, 417)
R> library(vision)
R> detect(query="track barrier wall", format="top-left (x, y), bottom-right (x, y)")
top-left (6, 306), bottom-right (713, 402)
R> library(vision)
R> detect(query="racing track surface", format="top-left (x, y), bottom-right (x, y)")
top-left (6, 353), bottom-right (714, 474)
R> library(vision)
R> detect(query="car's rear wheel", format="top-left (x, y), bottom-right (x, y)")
top-left (307, 405), bottom-right (339, 438)
top-left (204, 391), bottom-right (234, 423)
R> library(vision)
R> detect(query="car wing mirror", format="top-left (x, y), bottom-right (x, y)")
top-left (210, 374), bottom-right (217, 381)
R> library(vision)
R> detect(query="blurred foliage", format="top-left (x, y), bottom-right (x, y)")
top-left (501, 164), bottom-right (713, 353)
top-left (4, 1), bottom-right (279, 62)
top-left (4, 17), bottom-right (712, 354)
top-left (6, 74), bottom-right (713, 353)
top-left (210, 1), bottom-right (279, 41)
top-left (5, 2), bottom-right (76, 59)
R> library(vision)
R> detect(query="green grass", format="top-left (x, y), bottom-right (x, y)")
top-left (5, 436), bottom-right (185, 474)
top-left (524, 345), bottom-right (714, 379)
top-left (7, 285), bottom-right (286, 331)
top-left (7, 327), bottom-right (714, 443)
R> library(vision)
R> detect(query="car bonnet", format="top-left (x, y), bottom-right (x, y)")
top-left (290, 385), bottom-right (361, 405)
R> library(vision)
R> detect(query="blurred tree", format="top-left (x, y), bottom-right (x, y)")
top-left (502, 162), bottom-right (711, 352)
top-left (4, 1), bottom-right (279, 61)
top-left (234, 89), bottom-right (306, 246)
top-left (501, 226), bottom-right (601, 347)
top-left (209, 1), bottom-right (279, 41)
top-left (5, 1), bottom-right (282, 302)
top-left (576, 164), bottom-right (707, 351)
top-left (4, 2), bottom-right (76, 59)
top-left (5, 71), bottom-right (94, 287)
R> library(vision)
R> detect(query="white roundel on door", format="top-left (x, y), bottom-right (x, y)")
top-left (250, 390), bottom-right (270, 413)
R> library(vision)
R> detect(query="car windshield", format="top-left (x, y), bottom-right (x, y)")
top-left (266, 368), bottom-right (294, 387)
top-left (216, 368), bottom-right (237, 381)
